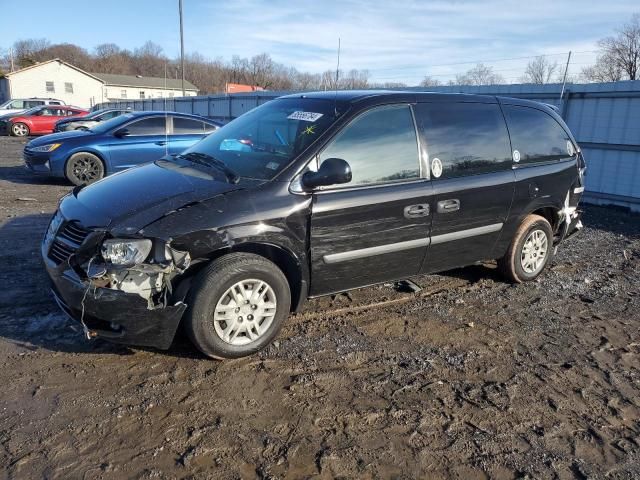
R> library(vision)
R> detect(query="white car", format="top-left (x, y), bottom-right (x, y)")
top-left (0, 98), bottom-right (66, 115)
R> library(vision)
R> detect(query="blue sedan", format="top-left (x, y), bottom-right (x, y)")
top-left (23, 111), bottom-right (222, 185)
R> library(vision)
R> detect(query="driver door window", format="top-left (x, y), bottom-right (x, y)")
top-left (319, 104), bottom-right (420, 187)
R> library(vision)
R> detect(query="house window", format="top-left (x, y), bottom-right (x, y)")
top-left (140, 91), bottom-right (146, 99)
top-left (46, 81), bottom-right (55, 93)
top-left (65, 82), bottom-right (73, 93)
top-left (121, 90), bottom-right (127, 99)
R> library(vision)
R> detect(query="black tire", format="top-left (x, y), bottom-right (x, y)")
top-left (11, 122), bottom-right (30, 137)
top-left (64, 152), bottom-right (105, 186)
top-left (185, 253), bottom-right (291, 359)
top-left (498, 214), bottom-right (553, 283)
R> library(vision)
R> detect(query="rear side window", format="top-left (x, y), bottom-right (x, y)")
top-left (416, 102), bottom-right (512, 179)
top-left (126, 117), bottom-right (167, 135)
top-left (503, 105), bottom-right (574, 164)
top-left (173, 117), bottom-right (205, 134)
top-left (319, 104), bottom-right (420, 186)
top-left (27, 100), bottom-right (44, 108)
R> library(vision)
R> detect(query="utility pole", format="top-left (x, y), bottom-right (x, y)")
top-left (559, 51), bottom-right (572, 101)
top-left (179, 0), bottom-right (185, 97)
top-left (9, 47), bottom-right (15, 72)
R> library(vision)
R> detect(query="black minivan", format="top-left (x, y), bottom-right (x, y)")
top-left (43, 91), bottom-right (584, 359)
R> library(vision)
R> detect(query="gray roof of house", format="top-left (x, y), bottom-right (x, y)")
top-left (93, 73), bottom-right (198, 91)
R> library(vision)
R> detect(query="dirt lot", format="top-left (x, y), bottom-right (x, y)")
top-left (0, 135), bottom-right (638, 480)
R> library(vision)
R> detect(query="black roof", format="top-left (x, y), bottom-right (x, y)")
top-left (279, 90), bottom-right (557, 114)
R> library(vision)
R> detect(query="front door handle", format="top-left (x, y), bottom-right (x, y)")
top-left (404, 203), bottom-right (430, 218)
top-left (437, 199), bottom-right (460, 213)
top-left (155, 141), bottom-right (167, 146)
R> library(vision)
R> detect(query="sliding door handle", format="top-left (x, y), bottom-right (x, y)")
top-left (437, 199), bottom-right (460, 213)
top-left (404, 203), bottom-right (430, 218)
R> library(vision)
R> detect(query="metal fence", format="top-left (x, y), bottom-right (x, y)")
top-left (97, 80), bottom-right (640, 211)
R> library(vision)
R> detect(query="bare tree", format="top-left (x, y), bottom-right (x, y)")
top-left (597, 13), bottom-right (640, 80)
top-left (581, 51), bottom-right (624, 82)
top-left (419, 76), bottom-right (441, 87)
top-left (455, 63), bottom-right (505, 85)
top-left (521, 56), bottom-right (559, 84)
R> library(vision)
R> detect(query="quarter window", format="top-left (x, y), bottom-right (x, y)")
top-left (125, 117), bottom-right (166, 135)
top-left (46, 81), bottom-right (55, 93)
top-left (173, 117), bottom-right (205, 134)
top-left (416, 102), bottom-right (512, 179)
top-left (503, 105), bottom-right (574, 164)
top-left (65, 82), bottom-right (73, 93)
top-left (319, 105), bottom-right (420, 186)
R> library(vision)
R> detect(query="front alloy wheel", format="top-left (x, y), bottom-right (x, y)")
top-left (65, 152), bottom-right (105, 186)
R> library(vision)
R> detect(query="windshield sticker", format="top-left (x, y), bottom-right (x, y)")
top-left (288, 111), bottom-right (324, 122)
top-left (303, 125), bottom-right (316, 135)
top-left (266, 162), bottom-right (280, 170)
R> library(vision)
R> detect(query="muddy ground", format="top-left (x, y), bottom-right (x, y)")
top-left (0, 135), bottom-right (638, 480)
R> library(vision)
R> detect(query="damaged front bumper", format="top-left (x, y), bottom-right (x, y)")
top-left (42, 213), bottom-right (190, 350)
top-left (48, 270), bottom-right (186, 349)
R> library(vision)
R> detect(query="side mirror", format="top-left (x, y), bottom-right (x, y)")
top-left (302, 158), bottom-right (352, 189)
top-left (114, 128), bottom-right (129, 138)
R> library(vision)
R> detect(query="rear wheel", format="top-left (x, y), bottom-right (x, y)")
top-left (498, 214), bottom-right (553, 283)
top-left (64, 152), bottom-right (105, 186)
top-left (185, 253), bottom-right (291, 359)
top-left (11, 122), bottom-right (29, 137)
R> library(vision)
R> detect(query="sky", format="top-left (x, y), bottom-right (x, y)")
top-left (0, 0), bottom-right (637, 85)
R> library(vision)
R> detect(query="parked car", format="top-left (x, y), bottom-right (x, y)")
top-left (9, 106), bottom-right (89, 137)
top-left (0, 98), bottom-right (65, 115)
top-left (42, 91), bottom-right (585, 359)
top-left (54, 108), bottom-right (131, 132)
top-left (24, 111), bottom-right (221, 185)
top-left (0, 105), bottom-right (50, 135)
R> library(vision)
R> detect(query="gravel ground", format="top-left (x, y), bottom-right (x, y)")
top-left (0, 135), bottom-right (639, 479)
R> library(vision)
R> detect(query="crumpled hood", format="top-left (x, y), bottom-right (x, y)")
top-left (60, 160), bottom-right (247, 234)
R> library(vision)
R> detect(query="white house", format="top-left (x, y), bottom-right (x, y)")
top-left (0, 59), bottom-right (199, 108)
top-left (95, 73), bottom-right (198, 101)
top-left (0, 59), bottom-right (104, 107)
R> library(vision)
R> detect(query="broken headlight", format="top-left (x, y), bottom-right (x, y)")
top-left (101, 239), bottom-right (152, 267)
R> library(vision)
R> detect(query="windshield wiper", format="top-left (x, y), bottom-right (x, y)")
top-left (177, 152), bottom-right (240, 184)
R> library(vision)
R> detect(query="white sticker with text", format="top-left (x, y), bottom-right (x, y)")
top-left (287, 111), bottom-right (324, 122)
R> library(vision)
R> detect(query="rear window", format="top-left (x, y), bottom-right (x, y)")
top-left (503, 105), bottom-right (574, 164)
top-left (416, 102), bottom-right (512, 179)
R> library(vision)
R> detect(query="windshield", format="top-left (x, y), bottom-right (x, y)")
top-left (90, 112), bottom-right (137, 133)
top-left (179, 98), bottom-right (349, 180)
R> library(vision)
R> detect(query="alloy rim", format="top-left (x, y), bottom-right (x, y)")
top-left (213, 279), bottom-right (277, 346)
top-left (520, 229), bottom-right (548, 274)
top-left (13, 124), bottom-right (28, 136)
top-left (72, 157), bottom-right (101, 183)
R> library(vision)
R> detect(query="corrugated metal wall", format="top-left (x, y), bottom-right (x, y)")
top-left (98, 81), bottom-right (640, 210)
